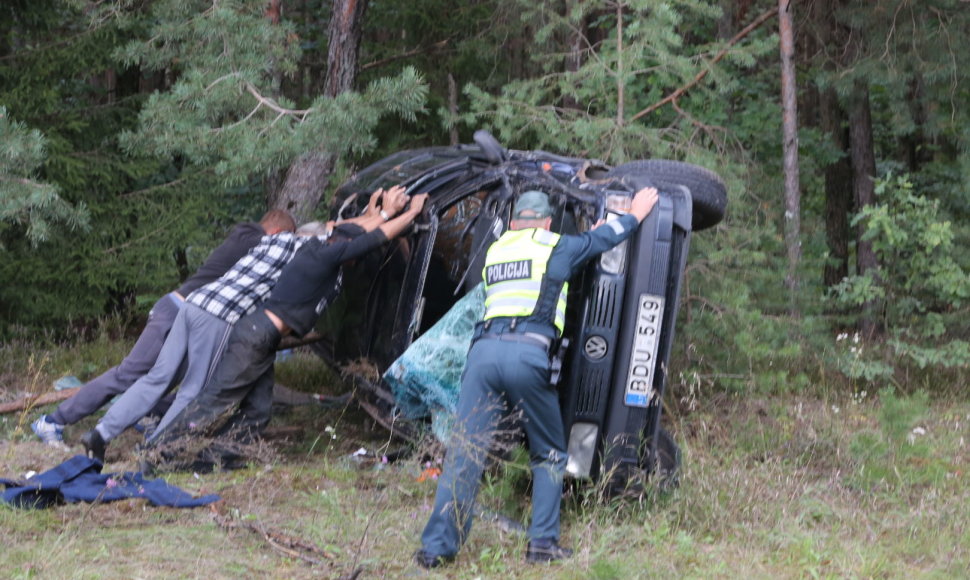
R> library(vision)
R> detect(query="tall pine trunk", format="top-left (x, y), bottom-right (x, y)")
top-left (779, 0), bottom-right (801, 315)
top-left (270, 0), bottom-right (369, 223)
top-left (848, 82), bottom-right (880, 338)
top-left (820, 88), bottom-right (852, 289)
top-left (813, 0), bottom-right (852, 291)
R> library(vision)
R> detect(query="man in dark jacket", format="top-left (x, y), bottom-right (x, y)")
top-left (143, 192), bottom-right (428, 469)
top-left (31, 210), bottom-right (295, 447)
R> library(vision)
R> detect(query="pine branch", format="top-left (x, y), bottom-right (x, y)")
top-left (360, 39), bottom-right (451, 72)
top-left (244, 82), bottom-right (312, 121)
top-left (631, 7), bottom-right (779, 123)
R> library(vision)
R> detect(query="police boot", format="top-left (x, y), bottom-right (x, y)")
top-left (525, 538), bottom-right (573, 563)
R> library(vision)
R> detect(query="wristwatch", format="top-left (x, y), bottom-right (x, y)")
top-left (380, 209), bottom-right (391, 221)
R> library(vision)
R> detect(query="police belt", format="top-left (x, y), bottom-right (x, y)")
top-left (478, 331), bottom-right (553, 353)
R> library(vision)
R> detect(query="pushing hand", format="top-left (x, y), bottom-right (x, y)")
top-left (382, 185), bottom-right (409, 215)
top-left (630, 186), bottom-right (659, 222)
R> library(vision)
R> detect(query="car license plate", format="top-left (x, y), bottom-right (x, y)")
top-left (624, 293), bottom-right (664, 407)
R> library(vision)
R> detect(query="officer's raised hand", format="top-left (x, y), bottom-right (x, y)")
top-left (629, 186), bottom-right (659, 222)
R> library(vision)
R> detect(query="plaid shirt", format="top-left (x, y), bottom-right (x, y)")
top-left (186, 232), bottom-right (305, 323)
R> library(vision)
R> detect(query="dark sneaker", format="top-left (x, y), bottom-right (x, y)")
top-left (31, 415), bottom-right (65, 446)
top-left (525, 538), bottom-right (573, 563)
top-left (80, 429), bottom-right (106, 463)
top-left (414, 549), bottom-right (453, 569)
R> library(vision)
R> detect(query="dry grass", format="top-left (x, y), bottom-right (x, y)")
top-left (1, 346), bottom-right (968, 579)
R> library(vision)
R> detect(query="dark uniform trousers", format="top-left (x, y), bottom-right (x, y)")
top-left (420, 334), bottom-right (568, 559)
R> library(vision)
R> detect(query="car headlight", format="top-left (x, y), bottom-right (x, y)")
top-left (566, 422), bottom-right (599, 478)
top-left (600, 242), bottom-right (627, 274)
top-left (599, 195), bottom-right (630, 274)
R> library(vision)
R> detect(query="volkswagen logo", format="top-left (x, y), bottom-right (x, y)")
top-left (584, 335), bottom-right (608, 359)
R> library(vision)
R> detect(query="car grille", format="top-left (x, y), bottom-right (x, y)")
top-left (587, 279), bottom-right (619, 327)
top-left (575, 366), bottom-right (608, 416)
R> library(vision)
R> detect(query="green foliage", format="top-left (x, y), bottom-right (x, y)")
top-left (0, 0), bottom-right (428, 330)
top-left (0, 108), bottom-right (89, 244)
top-left (829, 173), bottom-right (970, 379)
top-left (847, 388), bottom-right (947, 491)
top-left (110, 0), bottom-right (427, 187)
top-left (0, 1), bottom-right (197, 329)
top-left (460, 0), bottom-right (772, 165)
top-left (815, 1), bottom-right (970, 150)
top-left (481, 445), bottom-right (531, 520)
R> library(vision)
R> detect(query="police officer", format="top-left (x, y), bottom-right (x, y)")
top-left (416, 185), bottom-right (659, 568)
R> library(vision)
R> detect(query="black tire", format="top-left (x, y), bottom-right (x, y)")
top-left (644, 426), bottom-right (681, 492)
top-left (604, 426), bottom-right (681, 497)
top-left (607, 160), bottom-right (727, 231)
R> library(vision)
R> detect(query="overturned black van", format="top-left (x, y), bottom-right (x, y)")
top-left (312, 131), bottom-right (727, 492)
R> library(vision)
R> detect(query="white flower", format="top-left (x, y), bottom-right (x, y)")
top-left (836, 333), bottom-right (848, 342)
top-left (832, 405), bottom-right (840, 414)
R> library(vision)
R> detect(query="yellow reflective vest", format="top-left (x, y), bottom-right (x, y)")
top-left (482, 228), bottom-right (568, 335)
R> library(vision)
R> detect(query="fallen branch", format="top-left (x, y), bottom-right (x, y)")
top-left (631, 7), bottom-right (779, 122)
top-left (0, 387), bottom-right (79, 415)
top-left (211, 504), bottom-right (336, 565)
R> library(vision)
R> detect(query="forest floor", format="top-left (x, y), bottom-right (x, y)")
top-left (1, 337), bottom-right (968, 579)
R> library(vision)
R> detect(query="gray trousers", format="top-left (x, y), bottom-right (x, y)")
top-left (95, 303), bottom-right (232, 441)
top-left (50, 293), bottom-right (182, 426)
top-left (150, 309), bottom-right (281, 449)
top-left (420, 337), bottom-right (567, 559)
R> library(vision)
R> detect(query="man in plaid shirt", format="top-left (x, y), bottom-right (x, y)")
top-left (81, 187), bottom-right (406, 462)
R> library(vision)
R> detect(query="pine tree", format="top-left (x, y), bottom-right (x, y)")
top-left (111, 0), bottom-right (428, 221)
top-left (0, 108), bottom-right (89, 245)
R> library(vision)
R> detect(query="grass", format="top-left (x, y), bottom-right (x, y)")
top-left (1, 343), bottom-right (969, 579)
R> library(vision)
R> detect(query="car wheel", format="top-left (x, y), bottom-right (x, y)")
top-left (606, 160), bottom-right (727, 231)
top-left (643, 426), bottom-right (681, 492)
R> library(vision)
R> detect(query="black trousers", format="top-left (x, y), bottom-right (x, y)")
top-left (150, 309), bottom-right (282, 450)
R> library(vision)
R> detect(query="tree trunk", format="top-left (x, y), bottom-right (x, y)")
top-left (323, 0), bottom-right (368, 99)
top-left (717, 0), bottom-right (736, 40)
top-left (901, 74), bottom-right (930, 172)
top-left (562, 0), bottom-right (587, 111)
top-left (811, 0), bottom-right (852, 290)
top-left (270, 0), bottom-right (369, 223)
top-left (448, 73), bottom-right (459, 146)
top-left (820, 88), bottom-right (852, 289)
top-left (779, 0), bottom-right (800, 315)
top-left (848, 81), bottom-right (880, 338)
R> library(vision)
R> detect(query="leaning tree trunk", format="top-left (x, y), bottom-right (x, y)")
top-left (848, 81), bottom-right (880, 338)
top-left (270, 0), bottom-right (369, 223)
top-left (779, 0), bottom-right (801, 315)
